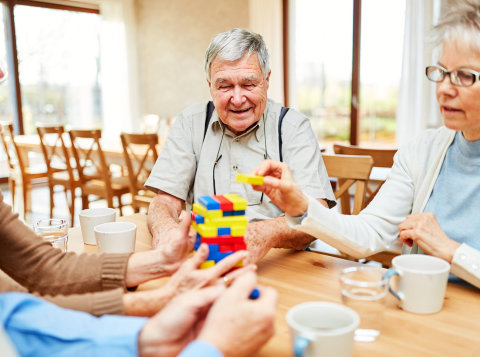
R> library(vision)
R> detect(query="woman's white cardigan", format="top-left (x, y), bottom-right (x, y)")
top-left (289, 127), bottom-right (480, 288)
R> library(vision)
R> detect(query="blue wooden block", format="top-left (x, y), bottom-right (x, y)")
top-left (194, 242), bottom-right (200, 250)
top-left (233, 210), bottom-right (246, 216)
top-left (198, 196), bottom-right (220, 210)
top-left (195, 215), bottom-right (205, 224)
top-left (209, 250), bottom-right (233, 262)
top-left (223, 211), bottom-right (234, 216)
top-left (218, 227), bottom-right (231, 236)
top-left (249, 288), bottom-right (260, 299)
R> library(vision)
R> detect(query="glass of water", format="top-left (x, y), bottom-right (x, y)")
top-left (339, 265), bottom-right (388, 342)
top-left (33, 218), bottom-right (69, 253)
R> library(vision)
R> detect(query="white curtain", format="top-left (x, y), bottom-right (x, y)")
top-left (98, 0), bottom-right (142, 143)
top-left (396, 0), bottom-right (443, 146)
top-left (249, 0), bottom-right (284, 104)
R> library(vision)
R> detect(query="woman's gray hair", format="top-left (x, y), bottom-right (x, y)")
top-left (431, 0), bottom-right (480, 51)
top-left (204, 28), bottom-right (270, 80)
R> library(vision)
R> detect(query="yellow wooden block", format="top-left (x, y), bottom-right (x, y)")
top-left (231, 226), bottom-right (246, 237)
top-left (234, 260), bottom-right (244, 268)
top-left (224, 193), bottom-right (248, 211)
top-left (200, 260), bottom-right (215, 269)
top-left (205, 215), bottom-right (248, 227)
top-left (192, 204), bottom-right (222, 219)
top-left (192, 223), bottom-right (218, 237)
top-left (192, 203), bottom-right (207, 217)
top-left (236, 173), bottom-right (264, 186)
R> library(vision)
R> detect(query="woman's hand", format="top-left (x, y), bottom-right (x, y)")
top-left (398, 212), bottom-right (460, 263)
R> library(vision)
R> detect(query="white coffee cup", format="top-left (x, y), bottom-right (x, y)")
top-left (286, 301), bottom-right (359, 357)
top-left (79, 208), bottom-right (116, 245)
top-left (384, 254), bottom-right (450, 314)
top-left (94, 222), bottom-right (136, 253)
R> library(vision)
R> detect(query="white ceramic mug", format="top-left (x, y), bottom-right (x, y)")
top-left (94, 222), bottom-right (136, 253)
top-left (286, 302), bottom-right (359, 357)
top-left (384, 254), bottom-right (450, 314)
top-left (79, 208), bottom-right (116, 245)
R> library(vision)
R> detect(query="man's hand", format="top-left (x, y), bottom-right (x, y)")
top-left (138, 285), bottom-right (225, 357)
top-left (125, 211), bottom-right (194, 287)
top-left (198, 271), bottom-right (278, 357)
top-left (398, 212), bottom-right (460, 263)
top-left (251, 160), bottom-right (309, 217)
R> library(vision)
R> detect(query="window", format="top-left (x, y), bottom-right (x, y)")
top-left (14, 5), bottom-right (102, 134)
top-left (292, 0), bottom-right (405, 146)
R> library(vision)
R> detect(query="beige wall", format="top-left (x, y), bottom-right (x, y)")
top-left (136, 0), bottom-right (250, 118)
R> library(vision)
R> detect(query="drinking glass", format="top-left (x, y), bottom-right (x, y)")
top-left (33, 218), bottom-right (68, 252)
top-left (339, 265), bottom-right (388, 342)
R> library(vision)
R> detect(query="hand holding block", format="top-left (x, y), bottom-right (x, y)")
top-left (236, 173), bottom-right (264, 186)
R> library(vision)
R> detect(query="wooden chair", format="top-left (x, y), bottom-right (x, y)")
top-left (323, 154), bottom-right (374, 215)
top-left (309, 154), bottom-right (375, 261)
top-left (120, 133), bottom-right (159, 212)
top-left (333, 144), bottom-right (397, 205)
top-left (69, 129), bottom-right (130, 215)
top-left (37, 125), bottom-right (80, 227)
top-left (0, 123), bottom-right (48, 218)
top-left (325, 152), bottom-right (401, 267)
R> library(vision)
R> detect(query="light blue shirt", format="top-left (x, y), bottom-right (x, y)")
top-left (0, 292), bottom-right (222, 357)
top-left (424, 131), bottom-right (480, 283)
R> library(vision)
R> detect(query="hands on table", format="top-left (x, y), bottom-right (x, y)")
top-left (398, 212), bottom-right (460, 263)
top-left (138, 271), bottom-right (277, 357)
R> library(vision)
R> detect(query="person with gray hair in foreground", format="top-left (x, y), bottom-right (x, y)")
top-left (145, 28), bottom-right (335, 263)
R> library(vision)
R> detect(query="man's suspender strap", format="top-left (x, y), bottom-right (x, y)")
top-left (203, 101), bottom-right (289, 162)
top-left (204, 101), bottom-right (215, 141)
top-left (278, 106), bottom-right (289, 162)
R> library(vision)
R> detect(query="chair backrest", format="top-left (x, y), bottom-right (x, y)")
top-left (120, 132), bottom-right (159, 197)
top-left (323, 154), bottom-right (374, 215)
top-left (36, 125), bottom-right (75, 177)
top-left (68, 129), bottom-right (111, 187)
top-left (333, 143), bottom-right (397, 167)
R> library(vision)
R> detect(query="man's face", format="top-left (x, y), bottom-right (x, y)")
top-left (208, 54), bottom-right (270, 135)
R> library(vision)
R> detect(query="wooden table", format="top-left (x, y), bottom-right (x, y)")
top-left (68, 214), bottom-right (480, 357)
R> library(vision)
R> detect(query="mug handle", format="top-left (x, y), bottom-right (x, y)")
top-left (383, 269), bottom-right (403, 301)
top-left (294, 336), bottom-right (311, 357)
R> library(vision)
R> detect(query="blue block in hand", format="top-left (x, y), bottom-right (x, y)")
top-left (249, 288), bottom-right (260, 299)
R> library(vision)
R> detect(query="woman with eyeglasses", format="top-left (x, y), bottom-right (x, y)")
top-left (251, 0), bottom-right (480, 288)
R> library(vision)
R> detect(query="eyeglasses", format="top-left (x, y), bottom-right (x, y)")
top-left (426, 65), bottom-right (480, 87)
top-left (212, 121), bottom-right (267, 206)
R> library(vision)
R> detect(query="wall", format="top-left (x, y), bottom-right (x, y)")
top-left (136, 0), bottom-right (249, 118)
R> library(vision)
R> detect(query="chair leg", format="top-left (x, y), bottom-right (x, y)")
top-left (81, 194), bottom-right (89, 210)
top-left (22, 181), bottom-right (29, 219)
top-left (49, 184), bottom-right (55, 219)
top-left (69, 187), bottom-right (76, 227)
top-left (8, 179), bottom-right (15, 209)
top-left (117, 195), bottom-right (124, 216)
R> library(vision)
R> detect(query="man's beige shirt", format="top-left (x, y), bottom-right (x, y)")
top-left (146, 99), bottom-right (335, 221)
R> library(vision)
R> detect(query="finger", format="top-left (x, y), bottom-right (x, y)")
top-left (399, 230), bottom-right (414, 246)
top-left (225, 270), bottom-right (258, 299)
top-left (222, 264), bottom-right (257, 282)
top-left (178, 210), bottom-right (192, 232)
top-left (209, 250), bottom-right (249, 277)
top-left (262, 176), bottom-right (282, 189)
top-left (189, 243), bottom-right (209, 267)
top-left (173, 284), bottom-right (226, 313)
top-left (251, 160), bottom-right (274, 176)
top-left (255, 285), bottom-right (278, 306)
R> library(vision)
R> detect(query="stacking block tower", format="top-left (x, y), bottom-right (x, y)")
top-left (191, 194), bottom-right (248, 269)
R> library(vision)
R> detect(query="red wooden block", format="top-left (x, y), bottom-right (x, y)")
top-left (219, 243), bottom-right (234, 252)
top-left (213, 195), bottom-right (234, 211)
top-left (234, 242), bottom-right (247, 251)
